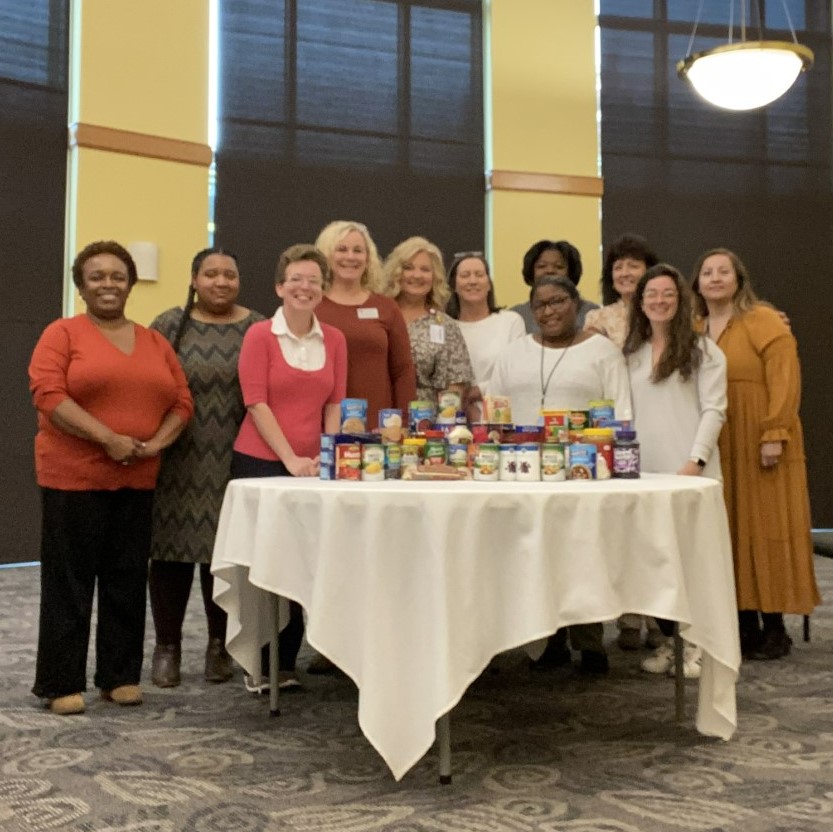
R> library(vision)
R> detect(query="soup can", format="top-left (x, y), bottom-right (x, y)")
top-left (515, 442), bottom-right (541, 481)
top-left (472, 443), bottom-right (499, 481)
top-left (541, 443), bottom-right (566, 482)
top-left (408, 400), bottom-right (435, 433)
top-left (336, 444), bottom-right (362, 480)
top-left (499, 444), bottom-right (516, 481)
top-left (567, 443), bottom-right (596, 480)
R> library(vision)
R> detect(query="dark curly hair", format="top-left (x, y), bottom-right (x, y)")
top-left (521, 240), bottom-right (583, 287)
top-left (600, 234), bottom-right (659, 306)
top-left (71, 240), bottom-right (137, 289)
top-left (623, 263), bottom-right (703, 383)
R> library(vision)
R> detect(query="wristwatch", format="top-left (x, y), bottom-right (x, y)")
top-left (690, 457), bottom-right (706, 469)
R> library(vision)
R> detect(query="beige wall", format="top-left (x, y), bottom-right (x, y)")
top-left (486, 0), bottom-right (601, 308)
top-left (66, 0), bottom-right (211, 324)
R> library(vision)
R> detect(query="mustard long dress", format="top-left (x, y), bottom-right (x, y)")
top-left (714, 304), bottom-right (820, 614)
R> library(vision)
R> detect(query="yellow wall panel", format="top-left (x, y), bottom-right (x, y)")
top-left (71, 149), bottom-right (208, 325)
top-left (489, 0), bottom-right (598, 176)
top-left (488, 190), bottom-right (602, 308)
top-left (76, 0), bottom-right (208, 143)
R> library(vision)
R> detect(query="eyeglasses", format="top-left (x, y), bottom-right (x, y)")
top-left (532, 296), bottom-right (572, 313)
top-left (284, 275), bottom-right (323, 288)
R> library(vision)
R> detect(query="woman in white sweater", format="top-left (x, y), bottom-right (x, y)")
top-left (446, 253), bottom-right (525, 416)
top-left (623, 263), bottom-right (727, 678)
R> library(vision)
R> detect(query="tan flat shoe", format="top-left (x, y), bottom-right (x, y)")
top-left (101, 684), bottom-right (143, 706)
top-left (48, 693), bottom-right (85, 715)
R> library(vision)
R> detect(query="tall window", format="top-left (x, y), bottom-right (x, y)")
top-left (599, 0), bottom-right (833, 524)
top-left (0, 0), bottom-right (69, 562)
top-left (214, 0), bottom-right (484, 314)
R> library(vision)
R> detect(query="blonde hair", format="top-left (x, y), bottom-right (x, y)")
top-left (382, 236), bottom-right (450, 310)
top-left (314, 220), bottom-right (383, 292)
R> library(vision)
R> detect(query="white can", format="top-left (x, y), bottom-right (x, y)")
top-left (499, 444), bottom-right (516, 481)
top-left (361, 444), bottom-right (385, 482)
top-left (541, 443), bottom-right (566, 482)
top-left (472, 444), bottom-right (499, 481)
top-left (515, 443), bottom-right (541, 481)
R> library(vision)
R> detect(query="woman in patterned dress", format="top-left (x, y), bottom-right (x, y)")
top-left (382, 236), bottom-right (473, 408)
top-left (148, 248), bottom-right (264, 688)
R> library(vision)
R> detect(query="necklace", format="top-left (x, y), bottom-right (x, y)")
top-left (539, 332), bottom-right (576, 407)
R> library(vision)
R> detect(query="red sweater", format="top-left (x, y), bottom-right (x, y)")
top-left (316, 294), bottom-right (416, 426)
top-left (29, 315), bottom-right (193, 490)
top-left (234, 320), bottom-right (347, 461)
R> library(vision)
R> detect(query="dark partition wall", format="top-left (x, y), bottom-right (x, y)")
top-left (1, 1), bottom-right (69, 563)
top-left (214, 0), bottom-right (485, 316)
top-left (599, 0), bottom-right (833, 525)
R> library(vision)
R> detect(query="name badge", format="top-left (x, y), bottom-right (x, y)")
top-left (429, 324), bottom-right (446, 344)
top-left (357, 307), bottom-right (379, 319)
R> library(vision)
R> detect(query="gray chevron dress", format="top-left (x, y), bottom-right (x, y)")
top-left (149, 307), bottom-right (266, 563)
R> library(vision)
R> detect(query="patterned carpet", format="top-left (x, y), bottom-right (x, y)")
top-left (1, 559), bottom-right (832, 832)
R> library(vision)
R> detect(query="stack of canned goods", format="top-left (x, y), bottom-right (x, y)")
top-left (319, 396), bottom-right (640, 482)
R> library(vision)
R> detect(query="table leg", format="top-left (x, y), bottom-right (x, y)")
top-left (673, 623), bottom-right (684, 723)
top-left (437, 713), bottom-right (452, 785)
top-left (269, 594), bottom-right (280, 717)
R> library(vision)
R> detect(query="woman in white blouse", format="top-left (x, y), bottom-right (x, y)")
top-left (446, 253), bottom-right (525, 419)
top-left (623, 263), bottom-right (727, 679)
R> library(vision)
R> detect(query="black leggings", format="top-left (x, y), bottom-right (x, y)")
top-left (149, 561), bottom-right (227, 643)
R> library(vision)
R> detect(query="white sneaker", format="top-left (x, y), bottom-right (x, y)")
top-left (641, 639), bottom-right (674, 674)
top-left (673, 644), bottom-right (702, 679)
top-left (244, 674), bottom-right (269, 694)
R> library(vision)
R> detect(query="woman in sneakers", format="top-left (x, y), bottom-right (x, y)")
top-left (623, 264), bottom-right (728, 679)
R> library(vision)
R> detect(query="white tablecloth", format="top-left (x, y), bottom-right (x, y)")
top-left (212, 474), bottom-right (740, 781)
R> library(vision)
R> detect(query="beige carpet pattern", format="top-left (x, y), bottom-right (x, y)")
top-left (1, 558), bottom-right (832, 832)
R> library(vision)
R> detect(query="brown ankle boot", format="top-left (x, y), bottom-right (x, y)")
top-left (151, 643), bottom-right (181, 687)
top-left (205, 638), bottom-right (233, 683)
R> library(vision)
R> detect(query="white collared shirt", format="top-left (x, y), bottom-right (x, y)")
top-left (271, 307), bottom-right (326, 371)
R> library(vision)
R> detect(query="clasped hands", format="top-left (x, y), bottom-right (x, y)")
top-left (103, 433), bottom-right (160, 466)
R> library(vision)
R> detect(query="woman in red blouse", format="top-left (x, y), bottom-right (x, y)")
top-left (28, 240), bottom-right (193, 715)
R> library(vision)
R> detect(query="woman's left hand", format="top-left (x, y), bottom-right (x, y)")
top-left (132, 438), bottom-right (160, 459)
top-left (677, 460), bottom-right (703, 477)
top-left (761, 441), bottom-right (783, 468)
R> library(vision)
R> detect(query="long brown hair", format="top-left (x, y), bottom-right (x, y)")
top-left (690, 247), bottom-right (759, 317)
top-left (624, 263), bottom-right (702, 382)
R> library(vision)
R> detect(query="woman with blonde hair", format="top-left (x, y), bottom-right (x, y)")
top-left (315, 221), bottom-right (416, 427)
top-left (383, 236), bottom-right (473, 406)
top-left (692, 247), bottom-right (819, 660)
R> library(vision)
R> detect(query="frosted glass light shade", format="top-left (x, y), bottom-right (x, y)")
top-left (677, 41), bottom-right (814, 111)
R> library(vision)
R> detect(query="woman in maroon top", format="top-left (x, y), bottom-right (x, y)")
top-left (314, 220), bottom-right (416, 428)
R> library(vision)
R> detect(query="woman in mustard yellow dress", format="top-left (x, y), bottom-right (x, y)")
top-left (692, 248), bottom-right (820, 660)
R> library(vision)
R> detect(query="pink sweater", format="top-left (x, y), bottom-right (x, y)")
top-left (234, 320), bottom-right (347, 461)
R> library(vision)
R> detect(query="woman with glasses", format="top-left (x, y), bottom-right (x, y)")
top-left (382, 236), bottom-right (473, 406)
top-left (623, 264), bottom-right (728, 679)
top-left (231, 244), bottom-right (347, 689)
top-left (490, 275), bottom-right (631, 674)
top-left (446, 252), bottom-right (525, 415)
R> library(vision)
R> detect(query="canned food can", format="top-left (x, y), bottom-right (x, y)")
top-left (541, 443), bottom-right (566, 481)
top-left (515, 442), bottom-right (541, 481)
top-left (499, 444), bottom-right (516, 481)
top-left (436, 390), bottom-right (462, 425)
top-left (361, 444), bottom-right (385, 481)
top-left (384, 443), bottom-right (402, 479)
top-left (424, 439), bottom-right (448, 465)
top-left (336, 444), bottom-right (362, 480)
top-left (473, 443), bottom-right (499, 481)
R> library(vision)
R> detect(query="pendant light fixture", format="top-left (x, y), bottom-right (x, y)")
top-left (677, 0), bottom-right (813, 111)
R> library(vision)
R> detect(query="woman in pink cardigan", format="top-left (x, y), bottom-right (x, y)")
top-left (232, 243), bottom-right (347, 690)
